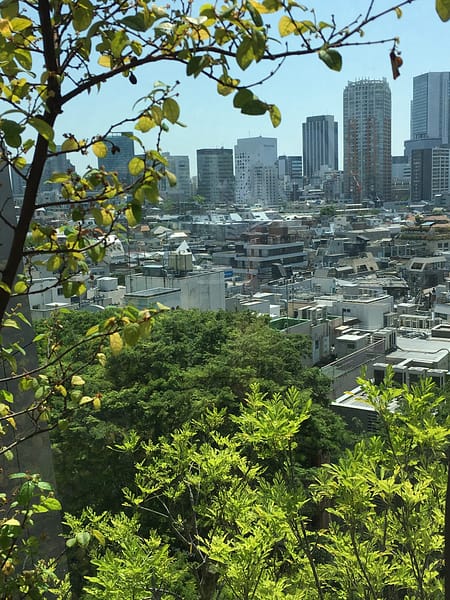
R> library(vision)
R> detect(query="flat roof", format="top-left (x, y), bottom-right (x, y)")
top-left (125, 287), bottom-right (180, 298)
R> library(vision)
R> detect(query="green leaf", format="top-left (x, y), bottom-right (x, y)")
top-left (48, 172), bottom-right (70, 183)
top-left (236, 38), bottom-right (254, 70)
top-left (318, 48), bottom-right (342, 72)
top-left (0, 281), bottom-right (11, 294)
top-left (41, 496), bottom-right (62, 511)
top-left (76, 531), bottom-right (91, 547)
top-left (3, 318), bottom-right (20, 329)
top-left (0, 389), bottom-right (13, 403)
top-left (46, 254), bottom-right (63, 272)
top-left (1, 119), bottom-right (24, 148)
top-left (123, 323), bottom-right (140, 346)
top-left (29, 117), bottom-right (54, 142)
top-left (17, 480), bottom-right (35, 506)
top-left (73, 0), bottom-right (94, 32)
top-left (436, 0), bottom-right (450, 20)
top-left (233, 88), bottom-right (254, 109)
top-left (121, 14), bottom-right (147, 31)
top-left (61, 137), bottom-right (79, 152)
top-left (186, 55), bottom-right (205, 77)
top-left (240, 99), bottom-right (267, 115)
top-left (163, 98), bottom-right (180, 124)
top-left (10, 16), bottom-right (32, 31)
top-left (111, 29), bottom-right (129, 58)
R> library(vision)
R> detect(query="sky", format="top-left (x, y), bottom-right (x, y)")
top-left (57, 0), bottom-right (450, 173)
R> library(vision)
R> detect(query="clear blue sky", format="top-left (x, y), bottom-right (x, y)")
top-left (58, 0), bottom-right (450, 173)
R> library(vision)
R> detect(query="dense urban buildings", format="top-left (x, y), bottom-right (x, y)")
top-left (278, 155), bottom-right (303, 202)
top-left (302, 115), bottom-right (338, 181)
top-left (196, 148), bottom-right (234, 207)
top-left (343, 78), bottom-right (392, 204)
top-left (234, 136), bottom-right (279, 207)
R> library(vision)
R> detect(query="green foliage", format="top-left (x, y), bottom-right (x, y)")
top-left (0, 473), bottom-right (69, 599)
top-left (68, 376), bottom-right (448, 600)
top-left (47, 309), bottom-right (340, 516)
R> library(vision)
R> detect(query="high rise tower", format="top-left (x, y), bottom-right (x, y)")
top-left (343, 78), bottom-right (392, 203)
top-left (197, 148), bottom-right (234, 207)
top-left (302, 115), bottom-right (338, 181)
top-left (410, 72), bottom-right (450, 145)
top-left (98, 132), bottom-right (135, 186)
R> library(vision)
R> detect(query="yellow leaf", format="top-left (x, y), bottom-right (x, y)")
top-left (0, 18), bottom-right (11, 36)
top-left (61, 137), bottom-right (79, 152)
top-left (135, 115), bottom-right (155, 132)
top-left (128, 157), bottom-right (145, 176)
top-left (92, 141), bottom-right (108, 158)
top-left (80, 396), bottom-right (93, 405)
top-left (394, 6), bottom-right (402, 18)
top-left (278, 15), bottom-right (296, 36)
top-left (71, 375), bottom-right (85, 386)
top-left (93, 397), bottom-right (101, 410)
top-left (96, 352), bottom-right (107, 366)
top-left (249, 0), bottom-right (272, 14)
top-left (109, 332), bottom-right (123, 355)
top-left (98, 55), bottom-right (112, 68)
top-left (14, 281), bottom-right (27, 294)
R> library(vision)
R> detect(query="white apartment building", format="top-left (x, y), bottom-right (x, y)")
top-left (234, 137), bottom-right (279, 206)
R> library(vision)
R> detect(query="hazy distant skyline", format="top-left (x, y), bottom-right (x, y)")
top-left (57, 0), bottom-right (449, 173)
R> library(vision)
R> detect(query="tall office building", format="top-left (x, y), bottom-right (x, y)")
top-left (343, 78), bottom-right (392, 203)
top-left (410, 72), bottom-right (450, 145)
top-left (302, 115), bottom-right (338, 180)
top-left (159, 153), bottom-right (192, 210)
top-left (234, 136), bottom-right (279, 206)
top-left (98, 132), bottom-right (135, 187)
top-left (196, 148), bottom-right (234, 207)
top-left (406, 73), bottom-right (450, 202)
top-left (410, 146), bottom-right (450, 202)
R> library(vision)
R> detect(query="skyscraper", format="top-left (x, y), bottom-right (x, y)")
top-left (196, 148), bottom-right (234, 207)
top-left (159, 153), bottom-right (192, 210)
top-left (234, 136), bottom-right (278, 206)
top-left (98, 132), bottom-right (135, 187)
top-left (302, 115), bottom-right (338, 180)
top-left (343, 78), bottom-right (392, 203)
top-left (410, 72), bottom-right (450, 145)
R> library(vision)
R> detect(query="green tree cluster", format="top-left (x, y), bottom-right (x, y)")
top-left (43, 309), bottom-right (346, 516)
top-left (62, 375), bottom-right (449, 600)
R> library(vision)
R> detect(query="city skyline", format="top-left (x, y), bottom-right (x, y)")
top-left (55, 2), bottom-right (449, 174)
